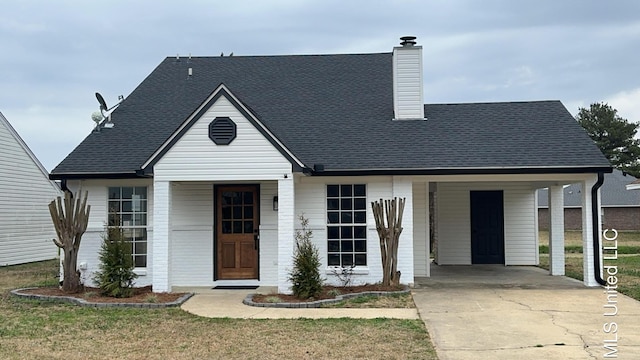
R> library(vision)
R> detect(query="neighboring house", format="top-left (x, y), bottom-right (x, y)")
top-left (0, 111), bottom-right (61, 266)
top-left (626, 179), bottom-right (640, 191)
top-left (50, 37), bottom-right (612, 292)
top-left (538, 169), bottom-right (640, 231)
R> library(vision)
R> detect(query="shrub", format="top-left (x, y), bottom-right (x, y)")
top-left (93, 221), bottom-right (138, 298)
top-left (289, 215), bottom-right (323, 299)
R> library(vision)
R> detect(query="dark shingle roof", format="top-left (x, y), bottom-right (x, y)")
top-left (538, 169), bottom-right (640, 207)
top-left (51, 52), bottom-right (611, 177)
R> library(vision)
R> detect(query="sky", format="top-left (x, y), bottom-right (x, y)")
top-left (1, 0), bottom-right (639, 171)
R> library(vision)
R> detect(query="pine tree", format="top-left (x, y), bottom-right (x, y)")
top-left (289, 215), bottom-right (323, 299)
top-left (93, 218), bottom-right (137, 298)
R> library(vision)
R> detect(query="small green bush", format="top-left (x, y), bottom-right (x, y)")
top-left (93, 221), bottom-right (138, 298)
top-left (289, 215), bottom-right (323, 299)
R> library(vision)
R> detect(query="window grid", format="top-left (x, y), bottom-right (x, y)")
top-left (108, 186), bottom-right (148, 268)
top-left (327, 184), bottom-right (367, 267)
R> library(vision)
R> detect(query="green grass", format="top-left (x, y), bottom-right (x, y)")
top-left (538, 231), bottom-right (640, 301)
top-left (0, 260), bottom-right (437, 359)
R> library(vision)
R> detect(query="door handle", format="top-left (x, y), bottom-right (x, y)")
top-left (254, 230), bottom-right (260, 250)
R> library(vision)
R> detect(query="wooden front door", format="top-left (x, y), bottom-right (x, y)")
top-left (470, 190), bottom-right (505, 264)
top-left (216, 185), bottom-right (259, 279)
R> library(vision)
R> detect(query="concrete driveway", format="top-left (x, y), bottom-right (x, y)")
top-left (413, 265), bottom-right (640, 359)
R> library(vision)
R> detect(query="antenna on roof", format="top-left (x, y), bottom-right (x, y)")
top-left (92, 92), bottom-right (124, 132)
top-left (220, 52), bottom-right (224, 57)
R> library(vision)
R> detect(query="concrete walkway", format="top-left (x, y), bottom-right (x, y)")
top-left (179, 266), bottom-right (640, 359)
top-left (180, 288), bottom-right (419, 319)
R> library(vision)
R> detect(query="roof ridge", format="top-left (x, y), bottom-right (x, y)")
top-left (164, 52), bottom-right (391, 60)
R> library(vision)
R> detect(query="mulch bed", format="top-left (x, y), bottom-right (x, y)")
top-left (251, 284), bottom-right (405, 303)
top-left (19, 286), bottom-right (186, 304)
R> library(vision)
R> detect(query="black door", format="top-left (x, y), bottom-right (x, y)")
top-left (470, 191), bottom-right (505, 264)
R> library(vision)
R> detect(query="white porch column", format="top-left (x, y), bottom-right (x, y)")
top-left (425, 182), bottom-right (431, 277)
top-left (152, 180), bottom-right (172, 292)
top-left (393, 177), bottom-right (414, 285)
top-left (277, 175), bottom-right (295, 294)
top-left (548, 185), bottom-right (565, 275)
top-left (582, 176), bottom-right (601, 287)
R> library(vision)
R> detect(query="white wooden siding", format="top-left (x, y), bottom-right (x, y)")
top-left (65, 179), bottom-right (154, 287)
top-left (0, 114), bottom-right (61, 266)
top-left (169, 181), bottom-right (279, 287)
top-left (295, 176), bottom-right (416, 286)
top-left (393, 46), bottom-right (424, 120)
top-left (413, 182), bottom-right (428, 276)
top-left (154, 96), bottom-right (292, 182)
top-left (436, 182), bottom-right (537, 265)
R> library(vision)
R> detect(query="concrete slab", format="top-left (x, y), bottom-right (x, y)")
top-left (412, 265), bottom-right (640, 359)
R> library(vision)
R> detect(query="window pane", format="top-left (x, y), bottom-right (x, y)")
top-left (327, 199), bottom-right (339, 210)
top-left (342, 254), bottom-right (353, 266)
top-left (135, 255), bottom-right (147, 268)
top-left (122, 187), bottom-right (133, 199)
top-left (340, 226), bottom-right (352, 239)
top-left (354, 226), bottom-right (366, 239)
top-left (135, 241), bottom-right (147, 255)
top-left (341, 240), bottom-right (353, 252)
top-left (233, 221), bottom-right (243, 233)
top-left (354, 240), bottom-right (367, 252)
top-left (341, 211), bottom-right (352, 224)
top-left (222, 206), bottom-right (232, 220)
top-left (340, 185), bottom-right (352, 197)
top-left (243, 192), bottom-right (253, 205)
top-left (244, 206), bottom-right (253, 219)
top-left (341, 198), bottom-right (352, 210)
top-left (222, 192), bottom-right (233, 205)
top-left (327, 212), bottom-right (339, 224)
top-left (244, 221), bottom-right (253, 233)
top-left (108, 201), bottom-right (120, 213)
top-left (121, 214), bottom-right (133, 226)
top-left (134, 187), bottom-right (147, 199)
top-left (233, 206), bottom-right (242, 219)
top-left (327, 227), bottom-right (339, 239)
top-left (354, 254), bottom-right (366, 266)
top-left (108, 187), bottom-right (120, 199)
top-left (232, 192), bottom-right (242, 205)
top-left (354, 211), bottom-right (366, 223)
top-left (133, 214), bottom-right (147, 226)
top-left (328, 254), bottom-right (341, 266)
top-left (222, 221), bottom-right (232, 234)
top-left (354, 184), bottom-right (366, 197)
top-left (328, 240), bottom-right (340, 252)
top-left (327, 185), bottom-right (339, 197)
top-left (136, 199), bottom-right (147, 212)
top-left (354, 198), bottom-right (366, 210)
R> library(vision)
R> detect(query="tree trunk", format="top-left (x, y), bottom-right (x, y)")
top-left (49, 191), bottom-right (90, 293)
top-left (371, 197), bottom-right (405, 287)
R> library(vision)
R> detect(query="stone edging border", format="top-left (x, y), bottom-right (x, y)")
top-left (243, 288), bottom-right (410, 308)
top-left (10, 287), bottom-right (194, 308)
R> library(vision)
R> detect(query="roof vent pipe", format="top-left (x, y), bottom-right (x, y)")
top-left (400, 36), bottom-right (417, 47)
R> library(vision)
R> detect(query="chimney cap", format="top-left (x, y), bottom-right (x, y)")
top-left (400, 36), bottom-right (417, 47)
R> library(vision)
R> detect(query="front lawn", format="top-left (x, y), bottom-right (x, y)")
top-left (0, 260), bottom-right (437, 359)
top-left (538, 231), bottom-right (640, 301)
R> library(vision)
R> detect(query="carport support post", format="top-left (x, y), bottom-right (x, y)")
top-left (548, 185), bottom-right (565, 275)
top-left (581, 176), bottom-right (600, 287)
top-left (277, 175), bottom-right (295, 294)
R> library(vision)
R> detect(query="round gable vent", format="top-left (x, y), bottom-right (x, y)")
top-left (209, 117), bottom-right (236, 145)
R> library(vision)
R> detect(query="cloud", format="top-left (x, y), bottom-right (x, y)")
top-left (606, 88), bottom-right (640, 123)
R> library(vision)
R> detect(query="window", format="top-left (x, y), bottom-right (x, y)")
top-left (108, 187), bottom-right (148, 267)
top-left (327, 184), bottom-right (367, 266)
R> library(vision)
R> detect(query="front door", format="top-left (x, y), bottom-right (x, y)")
top-left (470, 190), bottom-right (505, 264)
top-left (216, 185), bottom-right (259, 279)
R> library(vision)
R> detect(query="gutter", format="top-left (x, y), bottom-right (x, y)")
top-left (591, 172), bottom-right (606, 286)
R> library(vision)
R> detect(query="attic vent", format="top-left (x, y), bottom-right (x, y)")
top-left (208, 117), bottom-right (236, 145)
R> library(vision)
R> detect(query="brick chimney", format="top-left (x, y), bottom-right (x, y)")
top-left (393, 36), bottom-right (424, 120)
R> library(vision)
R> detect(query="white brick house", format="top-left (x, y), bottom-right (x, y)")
top-left (51, 37), bottom-right (612, 293)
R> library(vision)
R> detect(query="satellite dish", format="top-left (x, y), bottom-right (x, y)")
top-left (95, 92), bottom-right (108, 111)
